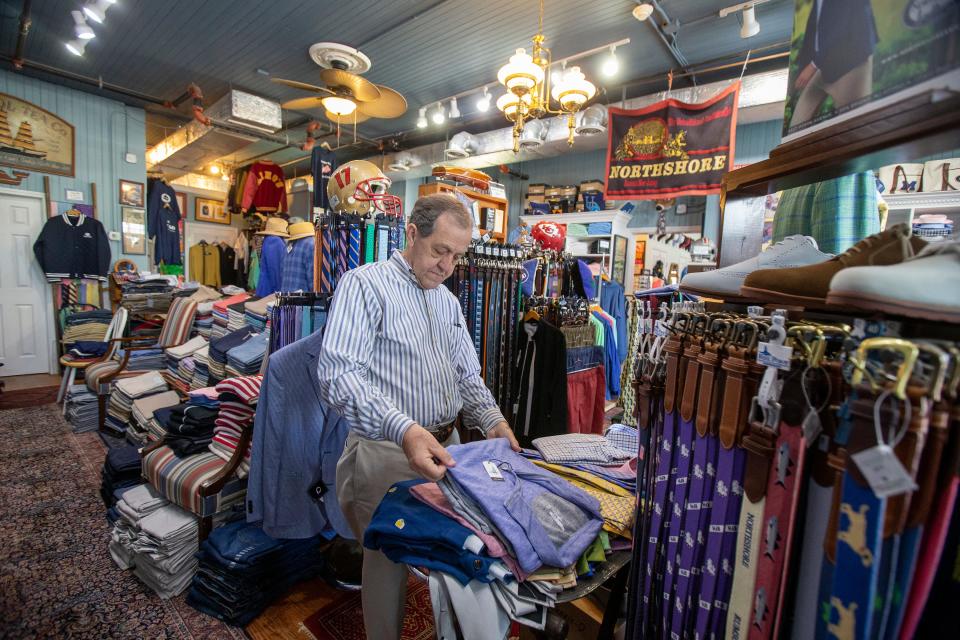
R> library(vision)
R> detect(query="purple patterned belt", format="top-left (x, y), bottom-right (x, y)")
top-left (643, 408), bottom-right (677, 636)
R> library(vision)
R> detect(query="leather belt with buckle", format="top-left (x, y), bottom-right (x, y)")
top-left (427, 416), bottom-right (460, 443)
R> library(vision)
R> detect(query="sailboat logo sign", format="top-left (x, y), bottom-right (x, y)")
top-left (0, 93), bottom-right (75, 177)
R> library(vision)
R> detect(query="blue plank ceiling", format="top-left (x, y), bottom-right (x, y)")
top-left (0, 0), bottom-right (796, 168)
top-left (0, 68), bottom-right (148, 269)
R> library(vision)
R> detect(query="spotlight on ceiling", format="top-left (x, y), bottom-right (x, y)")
top-left (431, 103), bottom-right (446, 125)
top-left (448, 97), bottom-right (461, 119)
top-left (83, 0), bottom-right (116, 25)
top-left (72, 11), bottom-right (95, 40)
top-left (476, 87), bottom-right (491, 112)
top-left (65, 39), bottom-right (87, 56)
top-left (740, 5), bottom-right (760, 38)
top-left (416, 107), bottom-right (428, 129)
top-left (602, 45), bottom-right (619, 77)
top-left (632, 3), bottom-right (654, 21)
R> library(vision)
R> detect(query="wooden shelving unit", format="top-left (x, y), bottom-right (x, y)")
top-left (418, 182), bottom-right (508, 243)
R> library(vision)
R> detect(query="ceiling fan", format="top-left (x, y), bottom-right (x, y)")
top-left (273, 67), bottom-right (407, 124)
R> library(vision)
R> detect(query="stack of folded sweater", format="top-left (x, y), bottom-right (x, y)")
top-left (186, 521), bottom-right (324, 626)
top-left (65, 383), bottom-right (100, 432)
top-left (243, 294), bottom-right (275, 333)
top-left (120, 279), bottom-right (175, 315)
top-left (225, 333), bottom-right (268, 378)
top-left (62, 340), bottom-right (109, 365)
top-left (105, 372), bottom-right (169, 437)
top-left (100, 444), bottom-right (145, 509)
top-left (62, 309), bottom-right (113, 345)
top-left (227, 298), bottom-right (255, 332)
top-left (211, 294), bottom-right (250, 341)
top-left (208, 328), bottom-right (257, 383)
top-left (110, 485), bottom-right (200, 599)
top-left (154, 399), bottom-right (220, 457)
top-left (128, 390), bottom-right (181, 446)
top-left (165, 336), bottom-right (208, 391)
top-left (194, 302), bottom-right (215, 338)
top-left (190, 346), bottom-right (211, 390)
top-left (210, 376), bottom-right (262, 477)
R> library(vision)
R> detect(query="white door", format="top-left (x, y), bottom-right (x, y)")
top-left (0, 191), bottom-right (52, 376)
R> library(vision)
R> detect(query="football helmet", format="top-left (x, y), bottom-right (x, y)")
top-left (326, 159), bottom-right (401, 217)
top-left (531, 220), bottom-right (566, 251)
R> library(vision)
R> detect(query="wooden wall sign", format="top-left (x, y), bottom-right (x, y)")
top-left (0, 93), bottom-right (75, 177)
top-left (0, 167), bottom-right (29, 185)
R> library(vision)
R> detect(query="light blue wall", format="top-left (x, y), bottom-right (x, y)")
top-left (0, 70), bottom-right (148, 269)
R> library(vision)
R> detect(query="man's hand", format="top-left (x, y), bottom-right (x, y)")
top-left (401, 424), bottom-right (456, 481)
top-left (795, 62), bottom-right (817, 90)
top-left (486, 421), bottom-right (521, 452)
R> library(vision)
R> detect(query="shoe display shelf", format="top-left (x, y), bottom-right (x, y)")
top-left (883, 190), bottom-right (960, 233)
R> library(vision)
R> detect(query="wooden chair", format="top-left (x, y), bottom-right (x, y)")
top-left (86, 297), bottom-right (198, 432)
top-left (140, 422), bottom-right (252, 541)
top-left (56, 306), bottom-right (128, 412)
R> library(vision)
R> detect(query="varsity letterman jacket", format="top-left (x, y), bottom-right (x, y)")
top-left (33, 213), bottom-right (112, 282)
top-left (241, 160), bottom-right (288, 213)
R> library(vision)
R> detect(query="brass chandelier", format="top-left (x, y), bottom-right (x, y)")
top-left (496, 0), bottom-right (597, 152)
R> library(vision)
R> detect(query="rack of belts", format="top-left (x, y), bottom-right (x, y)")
top-left (623, 301), bottom-right (960, 640)
top-left (313, 211), bottom-right (404, 294)
top-left (267, 291), bottom-right (331, 353)
top-left (450, 242), bottom-right (525, 425)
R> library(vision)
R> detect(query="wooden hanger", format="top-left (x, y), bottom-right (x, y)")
top-left (65, 207), bottom-right (82, 217)
top-left (523, 308), bottom-right (541, 322)
top-left (320, 141), bottom-right (332, 151)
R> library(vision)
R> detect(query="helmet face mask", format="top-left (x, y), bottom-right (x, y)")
top-left (328, 160), bottom-right (402, 217)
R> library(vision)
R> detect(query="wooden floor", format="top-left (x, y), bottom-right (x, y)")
top-left (0, 373), bottom-right (61, 410)
top-left (245, 577), bottom-right (342, 640)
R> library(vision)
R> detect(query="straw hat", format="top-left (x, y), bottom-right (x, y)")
top-left (286, 221), bottom-right (315, 241)
top-left (256, 216), bottom-right (289, 237)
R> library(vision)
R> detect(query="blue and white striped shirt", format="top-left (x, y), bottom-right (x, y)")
top-left (316, 250), bottom-right (505, 446)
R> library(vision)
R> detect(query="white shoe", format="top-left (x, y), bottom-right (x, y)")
top-left (826, 240), bottom-right (960, 322)
top-left (680, 235), bottom-right (832, 299)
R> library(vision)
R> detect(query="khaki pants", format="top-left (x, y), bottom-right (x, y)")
top-left (336, 430), bottom-right (460, 640)
top-left (790, 56), bottom-right (873, 128)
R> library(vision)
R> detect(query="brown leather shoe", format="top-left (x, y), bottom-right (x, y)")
top-left (739, 224), bottom-right (927, 307)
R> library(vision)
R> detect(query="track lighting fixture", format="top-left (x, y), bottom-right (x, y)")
top-left (416, 107), bottom-right (427, 128)
top-left (476, 87), bottom-right (491, 112)
top-left (72, 11), bottom-right (95, 40)
top-left (83, 0), bottom-right (116, 25)
top-left (448, 97), bottom-right (460, 119)
top-left (632, 3), bottom-right (654, 21)
top-left (431, 103), bottom-right (446, 125)
top-left (602, 45), bottom-right (619, 77)
top-left (740, 5), bottom-right (760, 38)
top-left (65, 39), bottom-right (87, 56)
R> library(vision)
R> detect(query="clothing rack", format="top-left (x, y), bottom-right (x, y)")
top-left (314, 212), bottom-right (403, 294)
top-left (268, 292), bottom-right (331, 353)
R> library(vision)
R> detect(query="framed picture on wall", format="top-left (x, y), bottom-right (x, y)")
top-left (175, 191), bottom-right (187, 219)
top-left (119, 179), bottom-right (144, 207)
top-left (611, 234), bottom-right (628, 287)
top-left (195, 197), bottom-right (230, 225)
top-left (121, 206), bottom-right (146, 254)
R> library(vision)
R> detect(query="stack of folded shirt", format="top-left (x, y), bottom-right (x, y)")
top-left (165, 336), bottom-right (208, 390)
top-left (110, 486), bottom-right (200, 599)
top-left (128, 390), bottom-right (181, 446)
top-left (194, 301), bottom-right (215, 338)
top-left (115, 346), bottom-right (166, 371)
top-left (62, 340), bottom-right (109, 365)
top-left (227, 297), bottom-right (256, 332)
top-left (100, 444), bottom-right (144, 509)
top-left (65, 383), bottom-right (100, 432)
top-left (190, 346), bottom-right (211, 390)
top-left (61, 309), bottom-right (113, 345)
top-left (531, 433), bottom-right (634, 466)
top-left (211, 294), bottom-right (251, 341)
top-left (155, 401), bottom-right (220, 457)
top-left (225, 333), bottom-right (268, 378)
top-left (120, 279), bottom-right (175, 315)
top-left (209, 376), bottom-right (262, 477)
top-left (105, 371), bottom-right (169, 437)
top-left (186, 521), bottom-right (324, 626)
top-left (243, 294), bottom-right (275, 333)
top-left (188, 284), bottom-right (222, 304)
top-left (208, 328), bottom-right (257, 383)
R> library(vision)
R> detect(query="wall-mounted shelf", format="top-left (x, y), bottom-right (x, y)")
top-left (882, 191), bottom-right (960, 210)
top-left (419, 182), bottom-right (507, 243)
top-left (519, 210), bottom-right (632, 226)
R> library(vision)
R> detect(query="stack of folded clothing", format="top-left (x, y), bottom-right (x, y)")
top-left (105, 371), bottom-right (169, 437)
top-left (120, 278), bottom-right (175, 315)
top-left (65, 384), bottom-right (100, 432)
top-left (61, 309), bottom-right (113, 345)
top-left (165, 336), bottom-right (208, 391)
top-left (128, 390), bottom-right (181, 446)
top-left (110, 485), bottom-right (200, 599)
top-left (176, 357), bottom-right (197, 391)
top-left (210, 376), bottom-right (262, 476)
top-left (227, 297), bottom-right (256, 332)
top-left (186, 521), bottom-right (324, 626)
top-left (190, 346), bottom-right (211, 390)
top-left (154, 399), bottom-right (220, 457)
top-left (243, 294), bottom-right (275, 333)
top-left (62, 340), bottom-right (109, 365)
top-left (115, 346), bottom-right (166, 371)
top-left (225, 333), bottom-right (268, 378)
top-left (208, 328), bottom-right (257, 383)
top-left (194, 301), bottom-right (216, 338)
top-left (211, 293), bottom-right (250, 341)
top-left (100, 444), bottom-right (145, 509)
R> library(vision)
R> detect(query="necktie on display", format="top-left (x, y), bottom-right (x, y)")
top-left (320, 220), bottom-right (333, 294)
top-left (348, 220), bottom-right (362, 271)
top-left (337, 222), bottom-right (348, 282)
